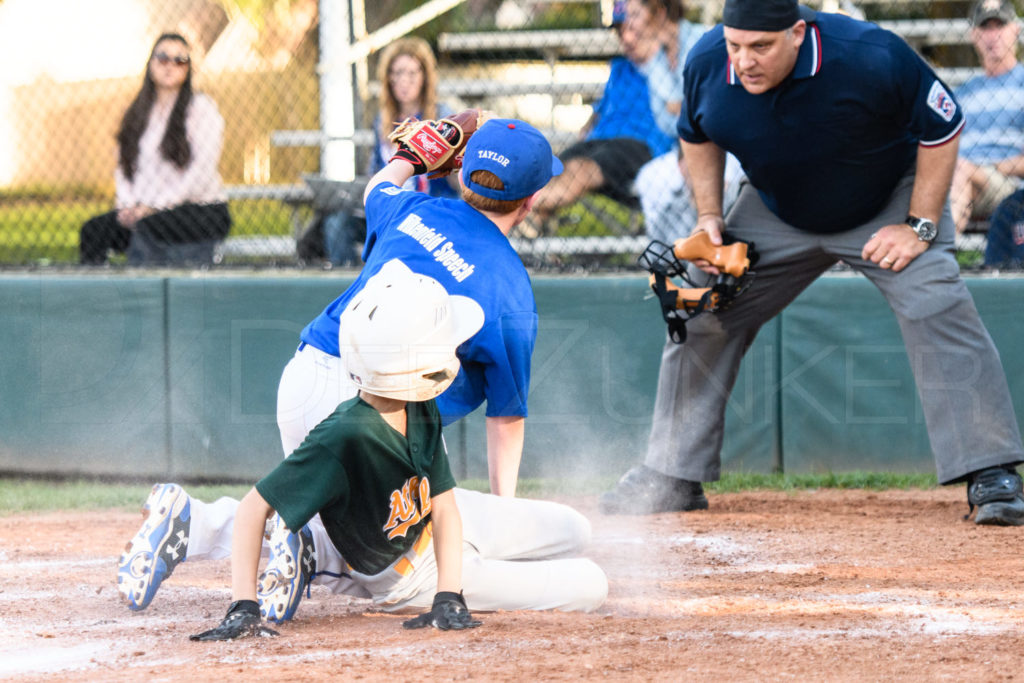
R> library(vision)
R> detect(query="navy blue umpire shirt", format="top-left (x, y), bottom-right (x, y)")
top-left (677, 10), bottom-right (965, 233)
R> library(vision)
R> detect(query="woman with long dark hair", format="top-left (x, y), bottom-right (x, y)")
top-left (79, 33), bottom-right (230, 266)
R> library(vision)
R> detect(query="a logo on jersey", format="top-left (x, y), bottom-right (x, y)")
top-left (927, 81), bottom-right (956, 122)
top-left (410, 127), bottom-right (449, 165)
top-left (1013, 221), bottom-right (1024, 246)
top-left (382, 476), bottom-right (432, 540)
top-left (381, 186), bottom-right (405, 196)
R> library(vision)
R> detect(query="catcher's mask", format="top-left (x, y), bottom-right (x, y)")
top-left (339, 260), bottom-right (485, 401)
top-left (638, 232), bottom-right (759, 344)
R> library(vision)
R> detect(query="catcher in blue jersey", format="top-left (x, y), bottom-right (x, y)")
top-left (119, 118), bottom-right (609, 622)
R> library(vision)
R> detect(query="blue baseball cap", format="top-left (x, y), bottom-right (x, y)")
top-left (462, 119), bottom-right (563, 202)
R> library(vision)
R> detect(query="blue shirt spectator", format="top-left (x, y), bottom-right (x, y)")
top-left (950, 0), bottom-right (1024, 232)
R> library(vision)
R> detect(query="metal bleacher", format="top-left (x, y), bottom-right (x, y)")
top-left (251, 4), bottom-right (993, 262)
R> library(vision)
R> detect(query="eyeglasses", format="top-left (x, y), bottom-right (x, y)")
top-left (389, 68), bottom-right (423, 81)
top-left (153, 52), bottom-right (190, 66)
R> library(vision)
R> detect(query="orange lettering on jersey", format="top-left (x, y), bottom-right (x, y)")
top-left (383, 476), bottom-right (431, 540)
top-left (418, 477), bottom-right (432, 517)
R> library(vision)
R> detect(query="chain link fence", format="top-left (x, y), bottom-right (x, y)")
top-left (1, 0), bottom-right (1020, 270)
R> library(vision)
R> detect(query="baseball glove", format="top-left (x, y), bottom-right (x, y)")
top-left (402, 591), bottom-right (482, 631)
top-left (388, 108), bottom-right (486, 179)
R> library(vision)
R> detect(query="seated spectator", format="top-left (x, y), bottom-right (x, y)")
top-left (79, 33), bottom-right (230, 266)
top-left (626, 0), bottom-right (706, 142)
top-left (528, 4), bottom-right (676, 231)
top-left (637, 147), bottom-right (744, 244)
top-left (950, 0), bottom-right (1024, 234)
top-left (983, 187), bottom-right (1024, 267)
top-left (624, 0), bottom-right (713, 243)
top-left (320, 37), bottom-right (457, 266)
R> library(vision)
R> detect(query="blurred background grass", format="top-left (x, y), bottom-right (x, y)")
top-left (0, 471), bottom-right (942, 515)
top-left (0, 198), bottom-right (295, 264)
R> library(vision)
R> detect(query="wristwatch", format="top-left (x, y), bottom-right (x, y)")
top-left (905, 215), bottom-right (937, 242)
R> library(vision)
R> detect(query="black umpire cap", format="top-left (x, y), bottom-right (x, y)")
top-left (722, 0), bottom-right (817, 31)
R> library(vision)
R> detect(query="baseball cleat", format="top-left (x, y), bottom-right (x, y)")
top-left (599, 465), bottom-right (709, 515)
top-left (969, 466), bottom-right (1024, 526)
top-left (117, 483), bottom-right (191, 610)
top-left (258, 515), bottom-right (316, 623)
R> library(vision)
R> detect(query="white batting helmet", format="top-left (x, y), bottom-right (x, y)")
top-left (338, 259), bottom-right (485, 401)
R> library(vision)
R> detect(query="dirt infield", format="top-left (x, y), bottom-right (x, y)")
top-left (3, 487), bottom-right (1023, 681)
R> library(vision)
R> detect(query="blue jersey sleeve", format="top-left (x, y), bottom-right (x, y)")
top-left (362, 182), bottom-right (434, 262)
top-left (483, 311), bottom-right (536, 417)
top-left (435, 310), bottom-right (537, 423)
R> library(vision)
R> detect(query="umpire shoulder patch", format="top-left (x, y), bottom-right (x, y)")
top-left (926, 80), bottom-right (956, 122)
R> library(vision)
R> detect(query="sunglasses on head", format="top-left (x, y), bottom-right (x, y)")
top-left (153, 52), bottom-right (190, 66)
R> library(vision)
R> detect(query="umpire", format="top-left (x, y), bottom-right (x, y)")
top-left (601, 0), bottom-right (1024, 524)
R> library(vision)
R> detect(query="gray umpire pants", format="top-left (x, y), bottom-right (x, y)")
top-left (644, 171), bottom-right (1024, 485)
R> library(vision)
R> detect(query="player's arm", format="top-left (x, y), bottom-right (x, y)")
top-left (862, 137), bottom-right (959, 272)
top-left (486, 415), bottom-right (525, 497)
top-left (231, 487), bottom-right (276, 601)
top-left (401, 488), bottom-right (481, 631)
top-left (189, 487), bottom-right (279, 641)
top-left (429, 488), bottom-right (463, 594)
top-left (363, 159), bottom-right (417, 202)
top-left (992, 153), bottom-right (1024, 178)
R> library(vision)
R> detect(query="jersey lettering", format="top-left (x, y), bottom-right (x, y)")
top-left (433, 241), bottom-right (476, 282)
top-left (395, 213), bottom-right (477, 282)
top-left (397, 213), bottom-right (447, 251)
top-left (382, 476), bottom-right (432, 540)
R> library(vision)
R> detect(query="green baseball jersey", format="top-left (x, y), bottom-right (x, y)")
top-left (256, 396), bottom-right (456, 576)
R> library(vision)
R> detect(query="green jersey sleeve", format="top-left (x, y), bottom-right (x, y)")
top-left (256, 428), bottom-right (352, 533)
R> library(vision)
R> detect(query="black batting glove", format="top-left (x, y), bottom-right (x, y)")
top-left (189, 599), bottom-right (280, 641)
top-left (402, 591), bottom-right (482, 631)
top-left (389, 147), bottom-right (428, 175)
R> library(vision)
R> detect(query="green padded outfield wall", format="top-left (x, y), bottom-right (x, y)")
top-left (780, 274), bottom-right (1024, 474)
top-left (0, 273), bottom-right (1020, 481)
top-left (0, 277), bottom-right (169, 475)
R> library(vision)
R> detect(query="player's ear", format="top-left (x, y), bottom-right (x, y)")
top-left (517, 192), bottom-right (539, 222)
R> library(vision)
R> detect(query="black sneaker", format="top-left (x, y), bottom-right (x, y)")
top-left (599, 465), bottom-right (709, 515)
top-left (967, 466), bottom-right (1024, 526)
